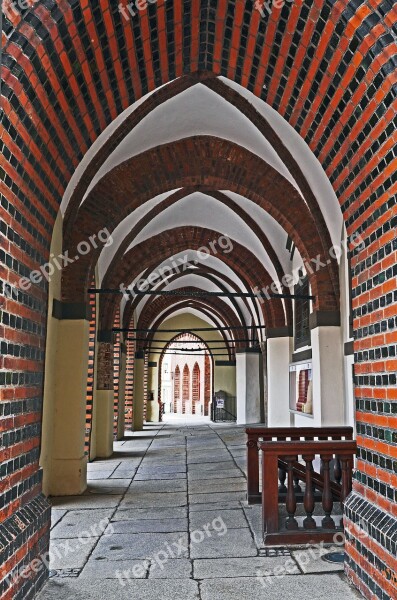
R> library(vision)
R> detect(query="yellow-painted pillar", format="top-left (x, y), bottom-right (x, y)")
top-left (133, 353), bottom-right (145, 431)
top-left (44, 315), bottom-right (90, 496)
top-left (95, 338), bottom-right (114, 458)
top-left (117, 343), bottom-right (127, 440)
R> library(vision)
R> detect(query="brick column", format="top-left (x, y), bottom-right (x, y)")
top-left (116, 343), bottom-right (127, 441)
top-left (95, 333), bottom-right (114, 458)
top-left (133, 352), bottom-right (145, 431)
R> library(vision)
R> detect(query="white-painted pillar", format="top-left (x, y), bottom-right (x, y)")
top-left (133, 354), bottom-right (145, 431)
top-left (146, 362), bottom-right (160, 423)
top-left (236, 350), bottom-right (263, 425)
top-left (267, 335), bottom-right (293, 427)
top-left (310, 323), bottom-right (344, 426)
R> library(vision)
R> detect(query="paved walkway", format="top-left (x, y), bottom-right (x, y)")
top-left (36, 417), bottom-right (361, 599)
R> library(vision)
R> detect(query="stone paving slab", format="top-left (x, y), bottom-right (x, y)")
top-left (84, 482), bottom-right (130, 495)
top-left (36, 579), bottom-right (200, 599)
top-left (188, 478), bottom-right (246, 494)
top-left (190, 527), bottom-right (257, 558)
top-left (51, 509), bottom-right (67, 529)
top-left (189, 509), bottom-right (248, 531)
top-left (85, 470), bottom-right (118, 480)
top-left (91, 532), bottom-right (189, 560)
top-left (291, 547), bottom-right (345, 573)
top-left (137, 465), bottom-right (187, 474)
top-left (187, 469), bottom-right (243, 481)
top-left (242, 505), bottom-right (263, 547)
top-left (128, 479), bottom-right (187, 493)
top-left (49, 537), bottom-right (99, 569)
top-left (189, 501), bottom-right (244, 512)
top-left (119, 492), bottom-right (187, 509)
top-left (112, 507), bottom-right (188, 521)
top-left (50, 495), bottom-right (123, 510)
top-left (87, 460), bottom-right (121, 469)
top-left (109, 518), bottom-right (188, 534)
top-left (80, 558), bottom-right (149, 579)
top-left (149, 558), bottom-right (192, 579)
top-left (187, 452), bottom-right (230, 463)
top-left (200, 574), bottom-right (361, 600)
top-left (193, 556), bottom-right (300, 579)
top-left (135, 471), bottom-right (187, 481)
top-left (187, 461), bottom-right (236, 472)
top-left (189, 491), bottom-right (246, 505)
top-left (50, 509), bottom-right (113, 539)
top-left (110, 467), bottom-right (139, 478)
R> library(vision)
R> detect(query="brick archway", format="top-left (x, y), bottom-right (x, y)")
top-left (123, 263), bottom-right (266, 335)
top-left (62, 137), bottom-right (339, 314)
top-left (135, 290), bottom-right (247, 356)
top-left (100, 226), bottom-right (290, 331)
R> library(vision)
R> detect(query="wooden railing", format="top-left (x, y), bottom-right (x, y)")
top-left (260, 439), bottom-right (356, 545)
top-left (246, 426), bottom-right (353, 504)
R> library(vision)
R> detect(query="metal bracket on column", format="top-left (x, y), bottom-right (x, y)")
top-left (309, 311), bottom-right (341, 329)
top-left (97, 330), bottom-right (114, 343)
top-left (52, 299), bottom-right (91, 321)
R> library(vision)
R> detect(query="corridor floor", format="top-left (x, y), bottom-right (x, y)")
top-left (36, 417), bottom-right (361, 600)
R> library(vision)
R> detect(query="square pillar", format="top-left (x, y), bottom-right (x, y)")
top-left (267, 335), bottom-right (293, 426)
top-left (310, 325), bottom-right (344, 426)
top-left (236, 350), bottom-right (263, 425)
top-left (44, 317), bottom-right (90, 495)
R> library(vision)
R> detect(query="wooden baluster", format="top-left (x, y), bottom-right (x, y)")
top-left (334, 457), bottom-right (342, 484)
top-left (285, 456), bottom-right (299, 530)
top-left (303, 454), bottom-right (316, 529)
top-left (340, 456), bottom-right (352, 502)
top-left (247, 436), bottom-right (260, 504)
top-left (321, 456), bottom-right (335, 529)
top-left (339, 455), bottom-right (353, 528)
top-left (293, 475), bottom-right (302, 493)
top-left (278, 464), bottom-right (287, 493)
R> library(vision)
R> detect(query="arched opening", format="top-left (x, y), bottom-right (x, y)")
top-left (159, 332), bottom-right (213, 420)
top-left (192, 362), bottom-right (200, 415)
top-left (182, 364), bottom-right (190, 415)
top-left (173, 365), bottom-right (180, 414)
